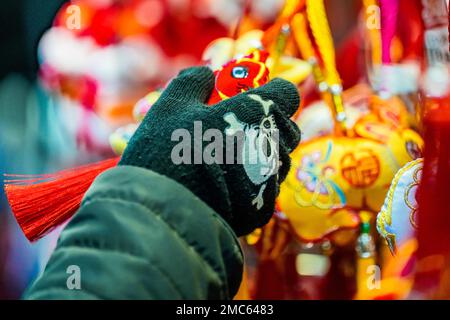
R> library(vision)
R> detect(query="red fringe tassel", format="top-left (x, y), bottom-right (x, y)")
top-left (4, 157), bottom-right (120, 242)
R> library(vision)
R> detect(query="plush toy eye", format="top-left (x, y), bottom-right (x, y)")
top-left (231, 66), bottom-right (249, 79)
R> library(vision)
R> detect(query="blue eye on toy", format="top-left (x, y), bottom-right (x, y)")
top-left (231, 66), bottom-right (249, 79)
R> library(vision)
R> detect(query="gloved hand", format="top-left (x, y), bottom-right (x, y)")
top-left (119, 66), bottom-right (301, 236)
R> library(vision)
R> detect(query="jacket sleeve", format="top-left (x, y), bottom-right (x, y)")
top-left (24, 165), bottom-right (243, 300)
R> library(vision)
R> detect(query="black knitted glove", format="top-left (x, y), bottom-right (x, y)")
top-left (119, 66), bottom-right (301, 236)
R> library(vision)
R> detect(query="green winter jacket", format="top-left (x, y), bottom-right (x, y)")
top-left (24, 165), bottom-right (244, 299)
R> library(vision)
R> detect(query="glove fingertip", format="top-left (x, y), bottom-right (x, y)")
top-left (270, 78), bottom-right (301, 117)
top-left (177, 66), bottom-right (215, 82)
top-left (163, 66), bottom-right (215, 104)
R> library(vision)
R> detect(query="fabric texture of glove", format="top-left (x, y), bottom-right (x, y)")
top-left (119, 66), bottom-right (301, 236)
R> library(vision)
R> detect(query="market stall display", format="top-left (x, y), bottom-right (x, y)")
top-left (2, 0), bottom-right (449, 300)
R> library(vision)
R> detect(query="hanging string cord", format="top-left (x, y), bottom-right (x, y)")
top-left (263, 0), bottom-right (306, 64)
top-left (291, 12), bottom-right (328, 93)
top-left (306, 0), bottom-right (347, 132)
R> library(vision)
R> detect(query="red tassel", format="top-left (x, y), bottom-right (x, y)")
top-left (4, 157), bottom-right (120, 242)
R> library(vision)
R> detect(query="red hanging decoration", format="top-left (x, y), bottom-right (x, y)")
top-left (4, 157), bottom-right (120, 242)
